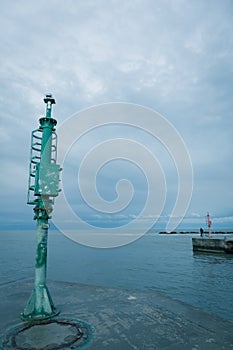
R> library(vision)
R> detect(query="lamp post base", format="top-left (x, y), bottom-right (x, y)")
top-left (20, 285), bottom-right (60, 321)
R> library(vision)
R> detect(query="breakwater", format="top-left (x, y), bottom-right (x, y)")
top-left (159, 231), bottom-right (233, 234)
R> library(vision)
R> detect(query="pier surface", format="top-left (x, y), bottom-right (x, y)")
top-left (0, 280), bottom-right (233, 349)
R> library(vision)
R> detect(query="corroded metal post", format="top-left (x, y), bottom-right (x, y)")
top-left (21, 94), bottom-right (61, 320)
top-left (206, 212), bottom-right (212, 239)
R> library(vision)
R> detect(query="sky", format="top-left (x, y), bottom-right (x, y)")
top-left (0, 0), bottom-right (233, 232)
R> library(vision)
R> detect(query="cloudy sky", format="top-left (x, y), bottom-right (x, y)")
top-left (1, 0), bottom-right (233, 231)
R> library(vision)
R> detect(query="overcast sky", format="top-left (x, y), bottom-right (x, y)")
top-left (1, 0), bottom-right (233, 231)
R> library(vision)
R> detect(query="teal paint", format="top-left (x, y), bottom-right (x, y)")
top-left (21, 94), bottom-right (61, 321)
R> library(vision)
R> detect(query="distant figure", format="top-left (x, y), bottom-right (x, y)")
top-left (200, 227), bottom-right (204, 237)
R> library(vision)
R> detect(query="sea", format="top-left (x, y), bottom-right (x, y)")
top-left (1, 229), bottom-right (233, 322)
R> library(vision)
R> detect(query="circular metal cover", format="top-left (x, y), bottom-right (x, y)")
top-left (1, 318), bottom-right (93, 350)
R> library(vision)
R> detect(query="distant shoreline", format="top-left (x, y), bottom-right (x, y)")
top-left (159, 231), bottom-right (233, 234)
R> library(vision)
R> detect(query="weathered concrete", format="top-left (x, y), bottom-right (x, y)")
top-left (192, 237), bottom-right (233, 253)
top-left (1, 280), bottom-right (233, 349)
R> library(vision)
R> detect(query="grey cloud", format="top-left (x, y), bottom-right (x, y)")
top-left (0, 0), bottom-right (232, 228)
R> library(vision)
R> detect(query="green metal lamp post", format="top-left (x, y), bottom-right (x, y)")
top-left (21, 94), bottom-right (61, 321)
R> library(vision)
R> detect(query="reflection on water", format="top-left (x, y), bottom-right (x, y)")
top-left (0, 230), bottom-right (233, 321)
top-left (193, 251), bottom-right (233, 263)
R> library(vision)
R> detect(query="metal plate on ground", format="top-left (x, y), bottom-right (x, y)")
top-left (1, 318), bottom-right (93, 350)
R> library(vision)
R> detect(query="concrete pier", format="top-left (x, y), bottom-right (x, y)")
top-left (192, 237), bottom-right (233, 253)
top-left (1, 280), bottom-right (233, 349)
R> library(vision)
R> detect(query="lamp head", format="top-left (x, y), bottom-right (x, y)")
top-left (44, 93), bottom-right (56, 105)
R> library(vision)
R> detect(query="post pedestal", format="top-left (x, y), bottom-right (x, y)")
top-left (21, 285), bottom-right (59, 321)
top-left (21, 215), bottom-right (59, 320)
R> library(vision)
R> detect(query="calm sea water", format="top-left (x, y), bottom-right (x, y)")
top-left (1, 230), bottom-right (233, 322)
